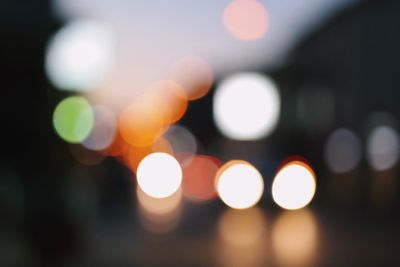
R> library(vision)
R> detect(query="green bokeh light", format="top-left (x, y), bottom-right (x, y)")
top-left (53, 96), bottom-right (94, 143)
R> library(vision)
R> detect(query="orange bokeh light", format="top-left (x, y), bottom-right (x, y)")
top-left (182, 155), bottom-right (221, 202)
top-left (223, 0), bottom-right (269, 40)
top-left (118, 98), bottom-right (167, 147)
top-left (102, 131), bottom-right (128, 157)
top-left (126, 137), bottom-right (174, 173)
top-left (144, 80), bottom-right (188, 124)
top-left (169, 56), bottom-right (214, 100)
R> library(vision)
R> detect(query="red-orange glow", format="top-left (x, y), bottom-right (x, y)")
top-left (223, 0), bottom-right (269, 40)
top-left (102, 131), bottom-right (128, 157)
top-left (169, 56), bottom-right (214, 100)
top-left (127, 137), bottom-right (174, 173)
top-left (145, 80), bottom-right (188, 124)
top-left (182, 155), bottom-right (221, 202)
top-left (118, 99), bottom-right (167, 147)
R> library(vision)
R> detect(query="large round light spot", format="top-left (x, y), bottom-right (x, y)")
top-left (223, 0), bottom-right (268, 40)
top-left (325, 128), bottom-right (362, 173)
top-left (272, 161), bottom-right (316, 210)
top-left (217, 161), bottom-right (264, 209)
top-left (367, 126), bottom-right (399, 171)
top-left (45, 19), bottom-right (114, 91)
top-left (213, 73), bottom-right (280, 140)
top-left (53, 96), bottom-right (94, 143)
top-left (137, 152), bottom-right (182, 198)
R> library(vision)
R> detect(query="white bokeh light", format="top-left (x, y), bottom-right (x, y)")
top-left (213, 73), bottom-right (280, 140)
top-left (367, 126), bottom-right (399, 171)
top-left (137, 152), bottom-right (182, 198)
top-left (217, 161), bottom-right (264, 209)
top-left (272, 162), bottom-right (316, 210)
top-left (45, 19), bottom-right (114, 91)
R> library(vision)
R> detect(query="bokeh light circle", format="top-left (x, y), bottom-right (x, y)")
top-left (82, 105), bottom-right (117, 151)
top-left (164, 124), bottom-right (198, 165)
top-left (272, 161), bottom-right (316, 210)
top-left (367, 125), bottom-right (399, 171)
top-left (118, 100), bottom-right (167, 147)
top-left (217, 160), bottom-right (264, 209)
top-left (325, 128), bottom-right (362, 173)
top-left (182, 155), bottom-right (221, 202)
top-left (169, 56), bottom-right (214, 100)
top-left (53, 96), bottom-right (94, 143)
top-left (223, 0), bottom-right (269, 40)
top-left (136, 152), bottom-right (182, 198)
top-left (213, 72), bottom-right (280, 140)
top-left (45, 19), bottom-right (114, 91)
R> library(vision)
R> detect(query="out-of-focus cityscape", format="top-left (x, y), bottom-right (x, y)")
top-left (1, 0), bottom-right (400, 266)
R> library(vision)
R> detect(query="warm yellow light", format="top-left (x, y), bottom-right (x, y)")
top-left (213, 73), bottom-right (280, 140)
top-left (137, 186), bottom-right (182, 216)
top-left (272, 209), bottom-right (318, 267)
top-left (136, 152), bottom-right (182, 198)
top-left (137, 187), bottom-right (182, 234)
top-left (217, 161), bottom-right (264, 209)
top-left (217, 207), bottom-right (267, 267)
top-left (218, 207), bottom-right (266, 247)
top-left (272, 161), bottom-right (316, 210)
